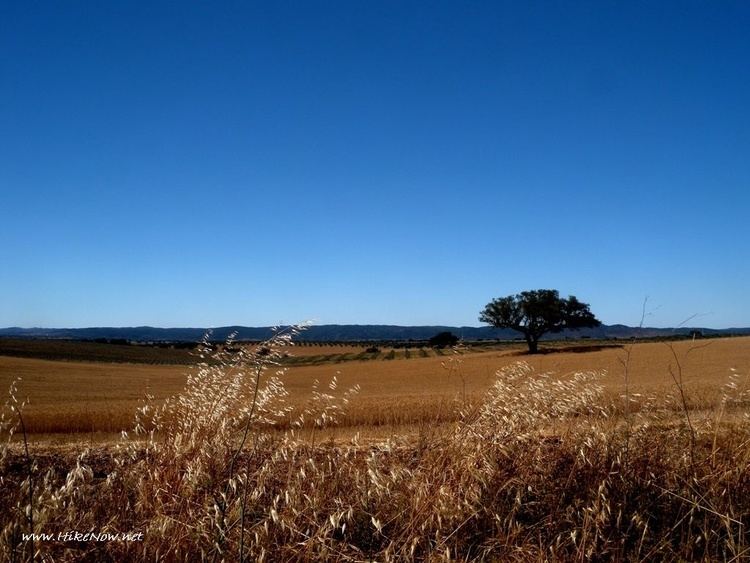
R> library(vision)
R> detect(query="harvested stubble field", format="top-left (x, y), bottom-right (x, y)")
top-left (3, 335), bottom-right (750, 561)
top-left (0, 337), bottom-right (748, 438)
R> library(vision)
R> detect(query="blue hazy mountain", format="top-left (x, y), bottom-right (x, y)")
top-left (1, 324), bottom-right (748, 342)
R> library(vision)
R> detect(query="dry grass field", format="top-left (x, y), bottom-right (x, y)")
top-left (0, 337), bottom-right (748, 438)
top-left (3, 335), bottom-right (750, 561)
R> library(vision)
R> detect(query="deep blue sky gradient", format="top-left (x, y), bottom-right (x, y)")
top-left (1, 2), bottom-right (748, 328)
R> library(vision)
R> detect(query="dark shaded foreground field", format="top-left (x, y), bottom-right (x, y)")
top-left (2, 336), bottom-right (750, 561)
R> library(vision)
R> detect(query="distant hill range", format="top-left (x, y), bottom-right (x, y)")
top-left (1, 324), bottom-right (749, 342)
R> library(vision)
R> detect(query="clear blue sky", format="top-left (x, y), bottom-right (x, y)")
top-left (1, 2), bottom-right (748, 329)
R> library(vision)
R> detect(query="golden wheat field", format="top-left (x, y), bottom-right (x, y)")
top-left (4, 335), bottom-right (750, 561)
top-left (1, 336), bottom-right (748, 439)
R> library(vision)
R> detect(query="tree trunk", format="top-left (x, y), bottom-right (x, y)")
top-left (525, 334), bottom-right (539, 354)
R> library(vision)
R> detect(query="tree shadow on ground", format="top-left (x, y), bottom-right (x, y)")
top-left (506, 343), bottom-right (625, 357)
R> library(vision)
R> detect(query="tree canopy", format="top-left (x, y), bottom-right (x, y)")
top-left (479, 289), bottom-right (601, 353)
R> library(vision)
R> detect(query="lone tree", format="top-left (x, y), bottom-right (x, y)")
top-left (479, 289), bottom-right (601, 354)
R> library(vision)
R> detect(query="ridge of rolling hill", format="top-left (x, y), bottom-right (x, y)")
top-left (1, 324), bottom-right (749, 342)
